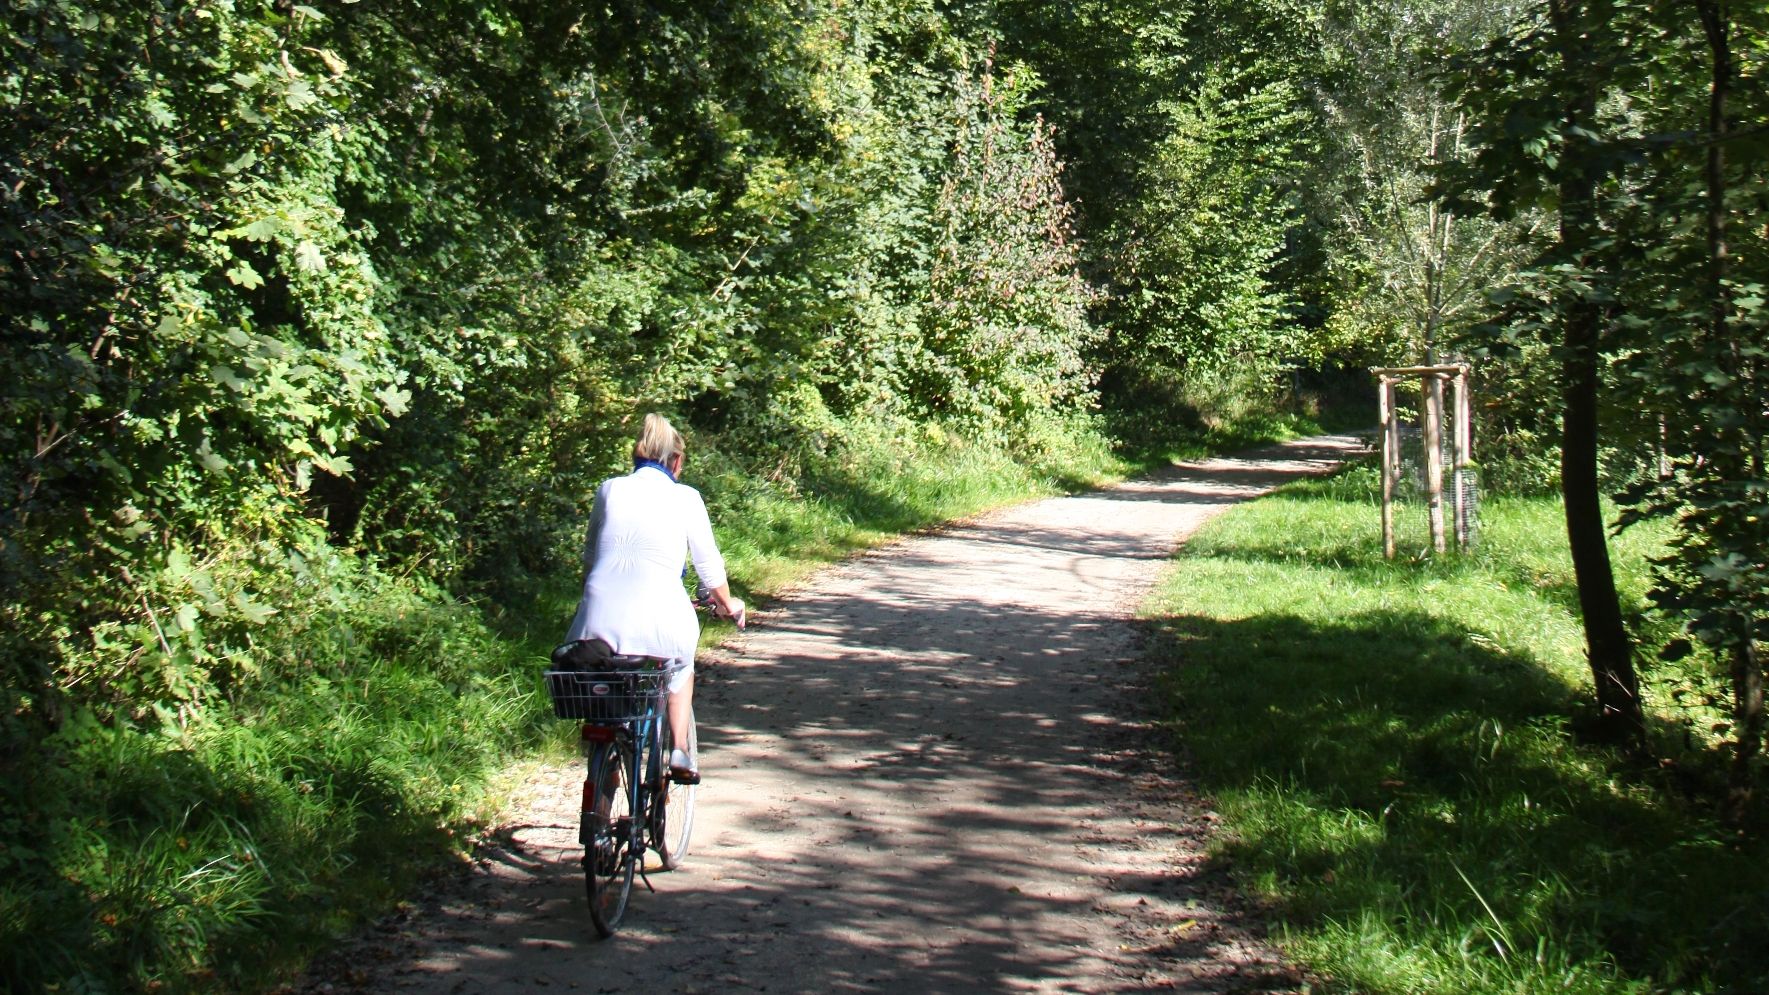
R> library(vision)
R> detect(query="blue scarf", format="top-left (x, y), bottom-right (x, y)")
top-left (633, 457), bottom-right (677, 482)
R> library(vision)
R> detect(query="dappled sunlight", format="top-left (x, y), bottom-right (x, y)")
top-left (294, 439), bottom-right (1367, 993)
top-left (360, 606), bottom-right (1180, 989)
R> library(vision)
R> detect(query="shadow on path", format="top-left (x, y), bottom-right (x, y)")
top-left (292, 435), bottom-right (1367, 994)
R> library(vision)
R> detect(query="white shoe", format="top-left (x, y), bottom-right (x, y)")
top-left (668, 748), bottom-right (700, 784)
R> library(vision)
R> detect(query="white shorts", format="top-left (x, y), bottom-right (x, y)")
top-left (665, 660), bottom-right (694, 695)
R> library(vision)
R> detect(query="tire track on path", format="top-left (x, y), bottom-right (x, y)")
top-left (295, 434), bottom-right (1366, 994)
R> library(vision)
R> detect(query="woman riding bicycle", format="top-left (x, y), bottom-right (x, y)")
top-left (563, 413), bottom-right (745, 782)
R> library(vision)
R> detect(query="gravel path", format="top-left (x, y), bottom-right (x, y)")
top-left (295, 434), bottom-right (1365, 994)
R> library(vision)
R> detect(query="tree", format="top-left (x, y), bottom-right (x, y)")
top-left (1440, 0), bottom-right (1648, 746)
top-left (1317, 1), bottom-right (1533, 369)
top-left (1683, 0), bottom-right (1767, 820)
top-left (1611, 0), bottom-right (1769, 815)
top-left (917, 57), bottom-right (1099, 430)
top-left (1, 0), bottom-right (405, 721)
top-left (995, 0), bottom-right (1344, 423)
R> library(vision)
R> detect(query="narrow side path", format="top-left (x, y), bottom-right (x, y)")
top-left (294, 434), bottom-right (1366, 994)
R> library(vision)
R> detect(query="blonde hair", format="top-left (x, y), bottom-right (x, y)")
top-left (632, 412), bottom-right (685, 466)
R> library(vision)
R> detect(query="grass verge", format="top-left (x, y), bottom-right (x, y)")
top-left (1140, 460), bottom-right (1769, 994)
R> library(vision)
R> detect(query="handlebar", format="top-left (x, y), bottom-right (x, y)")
top-left (692, 585), bottom-right (747, 629)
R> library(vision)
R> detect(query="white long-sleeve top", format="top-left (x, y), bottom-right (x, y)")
top-left (563, 464), bottom-right (728, 665)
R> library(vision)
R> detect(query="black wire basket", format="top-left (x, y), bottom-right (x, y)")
top-left (543, 668), bottom-right (666, 722)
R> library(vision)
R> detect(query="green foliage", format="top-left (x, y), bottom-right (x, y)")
top-left (2, 0), bottom-right (1114, 714)
top-left (1, 0), bottom-right (405, 732)
top-left (1316, 1), bottom-right (1536, 369)
top-left (311, 2), bottom-right (1112, 594)
top-left (1112, 66), bottom-right (1313, 379)
top-left (919, 66), bottom-right (1100, 429)
top-left (997, 0), bottom-right (1345, 411)
top-left (17, 0), bottom-right (1763, 986)
top-left (1606, 2), bottom-right (1769, 804)
top-left (0, 558), bottom-right (536, 993)
top-left (1143, 465), bottom-right (1769, 994)
top-left (1440, 0), bottom-right (1767, 777)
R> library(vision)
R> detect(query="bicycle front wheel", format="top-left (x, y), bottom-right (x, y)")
top-left (654, 706), bottom-right (697, 870)
top-left (583, 738), bottom-right (636, 937)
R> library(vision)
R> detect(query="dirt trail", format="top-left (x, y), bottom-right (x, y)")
top-left (296, 434), bottom-right (1366, 994)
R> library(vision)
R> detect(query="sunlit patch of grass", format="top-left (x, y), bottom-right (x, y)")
top-left (1142, 460), bottom-right (1769, 995)
top-left (696, 412), bottom-right (1130, 598)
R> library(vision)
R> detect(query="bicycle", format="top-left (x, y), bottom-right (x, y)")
top-left (543, 653), bottom-right (698, 937)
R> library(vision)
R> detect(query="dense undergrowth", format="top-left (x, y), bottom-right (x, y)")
top-left (0, 406), bottom-right (1320, 994)
top-left (1142, 461), bottom-right (1769, 995)
top-left (1, 552), bottom-right (535, 992)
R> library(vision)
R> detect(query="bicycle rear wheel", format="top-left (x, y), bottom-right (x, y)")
top-left (653, 706), bottom-right (697, 870)
top-left (583, 738), bottom-right (635, 936)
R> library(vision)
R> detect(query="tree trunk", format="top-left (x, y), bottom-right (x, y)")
top-left (1561, 320), bottom-right (1642, 746)
top-left (1732, 634), bottom-right (1764, 819)
top-left (1550, 0), bottom-right (1645, 748)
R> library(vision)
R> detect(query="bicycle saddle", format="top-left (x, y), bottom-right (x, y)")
top-left (551, 638), bottom-right (615, 671)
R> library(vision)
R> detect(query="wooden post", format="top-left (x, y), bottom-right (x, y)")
top-left (1449, 373), bottom-right (1462, 548)
top-left (1453, 369), bottom-right (1471, 549)
top-left (1658, 414), bottom-right (1671, 481)
top-left (1423, 372), bottom-right (1446, 554)
top-left (1379, 376), bottom-right (1395, 559)
top-left (1389, 378), bottom-right (1403, 554)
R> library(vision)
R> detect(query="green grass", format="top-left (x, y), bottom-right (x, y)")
top-left (705, 413), bottom-right (1126, 594)
top-left (1141, 461), bottom-right (1769, 994)
top-left (0, 568), bottom-right (547, 993)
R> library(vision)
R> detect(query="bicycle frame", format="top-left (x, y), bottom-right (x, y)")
top-left (579, 695), bottom-right (664, 859)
